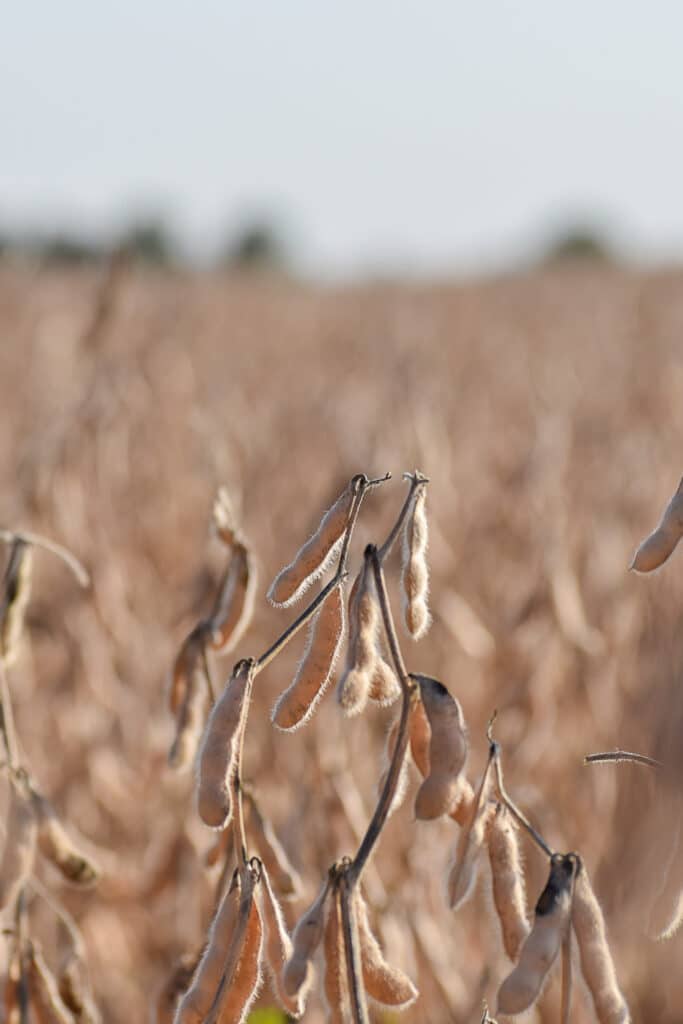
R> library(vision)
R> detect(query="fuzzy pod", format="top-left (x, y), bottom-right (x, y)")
top-left (355, 893), bottom-right (418, 1009)
top-left (486, 805), bottom-right (530, 961)
top-left (259, 863), bottom-right (304, 1018)
top-left (336, 561), bottom-right (376, 717)
top-left (0, 777), bottom-right (37, 908)
top-left (209, 543), bottom-right (257, 653)
top-left (169, 624), bottom-right (208, 717)
top-left (272, 586), bottom-right (345, 731)
top-left (214, 892), bottom-right (263, 1024)
top-left (401, 483), bottom-right (431, 640)
top-left (497, 854), bottom-right (576, 1015)
top-left (323, 889), bottom-right (349, 1024)
top-left (449, 778), bottom-right (476, 827)
top-left (283, 879), bottom-right (330, 998)
top-left (631, 476), bottom-right (683, 572)
top-left (169, 666), bottom-right (210, 772)
top-left (0, 539), bottom-right (32, 666)
top-left (196, 660), bottom-right (252, 829)
top-left (174, 872), bottom-right (245, 1023)
top-left (447, 793), bottom-right (495, 911)
top-left (246, 796), bottom-right (302, 898)
top-left (414, 676), bottom-right (467, 820)
top-left (572, 864), bottom-right (630, 1024)
top-left (268, 481), bottom-right (354, 607)
top-left (368, 659), bottom-right (401, 706)
top-left (30, 786), bottom-right (100, 887)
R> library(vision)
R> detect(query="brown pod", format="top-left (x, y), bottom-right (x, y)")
top-left (259, 863), bottom-right (303, 1018)
top-left (169, 624), bottom-right (208, 716)
top-left (497, 854), bottom-right (576, 1015)
top-left (447, 771), bottom-right (495, 911)
top-left (572, 863), bottom-right (630, 1024)
top-left (272, 587), bottom-right (346, 731)
top-left (30, 786), bottom-right (100, 886)
top-left (215, 892), bottom-right (263, 1024)
top-left (283, 878), bottom-right (330, 998)
top-left (356, 893), bottom-right (418, 1008)
top-left (268, 481), bottom-right (354, 607)
top-left (205, 823), bottom-right (234, 870)
top-left (368, 659), bottom-right (401, 706)
top-left (323, 889), bottom-right (349, 1024)
top-left (401, 484), bottom-right (431, 640)
top-left (631, 476), bottom-right (683, 572)
top-left (449, 778), bottom-right (475, 827)
top-left (0, 777), bottom-right (37, 908)
top-left (0, 538), bottom-right (32, 666)
top-left (336, 561), bottom-right (376, 717)
top-left (414, 676), bottom-right (467, 820)
top-left (409, 699), bottom-right (431, 778)
top-left (58, 951), bottom-right (101, 1024)
top-left (377, 715), bottom-right (410, 816)
top-left (486, 804), bottom-right (530, 961)
top-left (28, 944), bottom-right (73, 1024)
top-left (196, 660), bottom-right (252, 828)
top-left (169, 666), bottom-right (210, 772)
top-left (209, 543), bottom-right (257, 653)
top-left (246, 795), bottom-right (302, 898)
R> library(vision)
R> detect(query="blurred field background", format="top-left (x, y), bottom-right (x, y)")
top-left (2, 258), bottom-right (683, 1022)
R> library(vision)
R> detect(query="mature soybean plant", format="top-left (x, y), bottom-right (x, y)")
top-left (164, 473), bottom-right (630, 1024)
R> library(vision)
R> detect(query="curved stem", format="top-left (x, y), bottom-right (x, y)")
top-left (492, 741), bottom-right (554, 858)
top-left (0, 662), bottom-right (20, 771)
top-left (0, 530), bottom-right (89, 588)
top-left (584, 749), bottom-right (662, 768)
top-left (377, 472), bottom-right (428, 563)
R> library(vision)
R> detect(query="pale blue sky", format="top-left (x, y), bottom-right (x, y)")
top-left (2, 2), bottom-right (683, 275)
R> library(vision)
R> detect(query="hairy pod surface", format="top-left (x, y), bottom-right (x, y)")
top-left (447, 794), bottom-right (495, 911)
top-left (414, 676), bottom-right (467, 819)
top-left (631, 476), bottom-right (683, 572)
top-left (336, 561), bottom-right (376, 717)
top-left (209, 543), bottom-right (257, 652)
top-left (196, 660), bottom-right (252, 828)
top-left (169, 667), bottom-right (210, 772)
top-left (323, 890), bottom-right (349, 1024)
top-left (259, 863), bottom-right (303, 1018)
top-left (487, 805), bottom-right (530, 961)
top-left (572, 864), bottom-right (630, 1024)
top-left (268, 481), bottom-right (353, 607)
top-left (401, 484), bottom-right (431, 640)
top-left (215, 892), bottom-right (263, 1024)
top-left (497, 854), bottom-right (575, 1015)
top-left (355, 892), bottom-right (418, 1009)
top-left (0, 778), bottom-right (37, 908)
top-left (283, 879), bottom-right (330, 998)
top-left (272, 586), bottom-right (345, 731)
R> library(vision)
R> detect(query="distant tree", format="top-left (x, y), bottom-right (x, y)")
top-left (221, 220), bottom-right (286, 272)
top-left (542, 227), bottom-right (614, 265)
top-left (117, 220), bottom-right (176, 266)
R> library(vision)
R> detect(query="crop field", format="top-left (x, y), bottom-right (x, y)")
top-left (1, 260), bottom-right (683, 1023)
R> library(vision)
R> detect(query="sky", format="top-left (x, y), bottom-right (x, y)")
top-left (3, 2), bottom-right (683, 277)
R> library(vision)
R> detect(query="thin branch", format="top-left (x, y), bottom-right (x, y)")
top-left (369, 545), bottom-right (409, 683)
top-left (0, 661), bottom-right (20, 770)
top-left (490, 734), bottom-right (554, 859)
top-left (0, 530), bottom-right (89, 588)
top-left (29, 877), bottom-right (85, 958)
top-left (15, 888), bottom-right (30, 1024)
top-left (339, 873), bottom-right (370, 1024)
top-left (560, 926), bottom-right (572, 1024)
top-left (377, 471), bottom-right (428, 563)
top-left (201, 643), bottom-right (217, 705)
top-left (254, 573), bottom-right (347, 674)
top-left (584, 749), bottom-right (662, 769)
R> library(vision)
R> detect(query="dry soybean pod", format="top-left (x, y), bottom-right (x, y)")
top-left (155, 956), bottom-right (198, 1024)
top-left (571, 860), bottom-right (629, 1024)
top-left (401, 479), bottom-right (431, 640)
top-left (0, 774), bottom-right (37, 909)
top-left (259, 861), bottom-right (303, 1018)
top-left (58, 951), bottom-right (101, 1024)
top-left (282, 877), bottom-right (331, 999)
top-left (196, 659), bottom-right (253, 829)
top-left (271, 585), bottom-right (345, 731)
top-left (175, 872), bottom-right (243, 1023)
top-left (268, 479), bottom-right (355, 607)
top-left (245, 792), bottom-right (302, 898)
top-left (169, 663), bottom-right (210, 772)
top-left (169, 625), bottom-right (208, 717)
top-left (368, 659), bottom-right (400, 706)
top-left (631, 476), bottom-right (683, 572)
top-left (486, 803), bottom-right (530, 961)
top-left (214, 889), bottom-right (263, 1024)
top-left (497, 853), bottom-right (576, 1016)
top-left (409, 697), bottom-right (431, 778)
top-left (28, 944), bottom-right (73, 1024)
top-left (29, 785), bottom-right (99, 887)
top-left (337, 560), bottom-right (376, 717)
top-left (447, 758), bottom-right (495, 911)
top-left (209, 543), bottom-right (257, 653)
top-left (355, 891), bottom-right (418, 1009)
top-left (414, 675), bottom-right (468, 820)
top-left (0, 538), bottom-right (32, 666)
top-left (323, 887), bottom-right (349, 1024)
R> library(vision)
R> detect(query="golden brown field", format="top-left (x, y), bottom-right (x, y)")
top-left (2, 260), bottom-right (683, 1023)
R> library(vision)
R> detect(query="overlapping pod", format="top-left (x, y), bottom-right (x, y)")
top-left (572, 863), bottom-right (630, 1024)
top-left (631, 476), bottom-right (683, 572)
top-left (28, 944), bottom-right (74, 1024)
top-left (155, 956), bottom-right (197, 1024)
top-left (259, 863), bottom-right (303, 1018)
top-left (208, 542), bottom-right (257, 653)
top-left (323, 888), bottom-right (349, 1024)
top-left (271, 586), bottom-right (346, 731)
top-left (447, 791), bottom-right (495, 911)
top-left (215, 892), bottom-right (263, 1024)
top-left (497, 854), bottom-right (576, 1015)
top-left (268, 480), bottom-right (355, 607)
top-left (169, 667), bottom-right (210, 773)
top-left (0, 538), bottom-right (32, 665)
top-left (409, 698), bottom-right (431, 778)
top-left (355, 892), bottom-right (418, 1009)
top-left (337, 560), bottom-right (397, 716)
top-left (29, 785), bottom-right (100, 886)
top-left (401, 482), bottom-right (431, 640)
top-left (169, 625), bottom-right (208, 717)
top-left (648, 817), bottom-right (683, 940)
top-left (58, 951), bottom-right (101, 1024)
top-left (245, 794), bottom-right (302, 898)
top-left (196, 660), bottom-right (252, 828)
top-left (0, 776), bottom-right (37, 908)
top-left (282, 879), bottom-right (330, 999)
top-left (487, 805), bottom-right (530, 961)
top-left (414, 676), bottom-right (468, 820)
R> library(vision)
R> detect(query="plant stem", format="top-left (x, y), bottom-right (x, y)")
top-left (584, 749), bottom-right (662, 768)
top-left (377, 471), bottom-right (428, 563)
top-left (254, 573), bottom-right (346, 674)
top-left (230, 661), bottom-right (255, 870)
top-left (201, 642), bottom-right (216, 704)
top-left (16, 887), bottom-right (30, 1024)
top-left (492, 746), bottom-right (554, 858)
top-left (560, 926), bottom-right (572, 1024)
top-left (0, 661), bottom-right (20, 771)
top-left (339, 873), bottom-right (370, 1024)
top-left (0, 530), bottom-right (90, 588)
